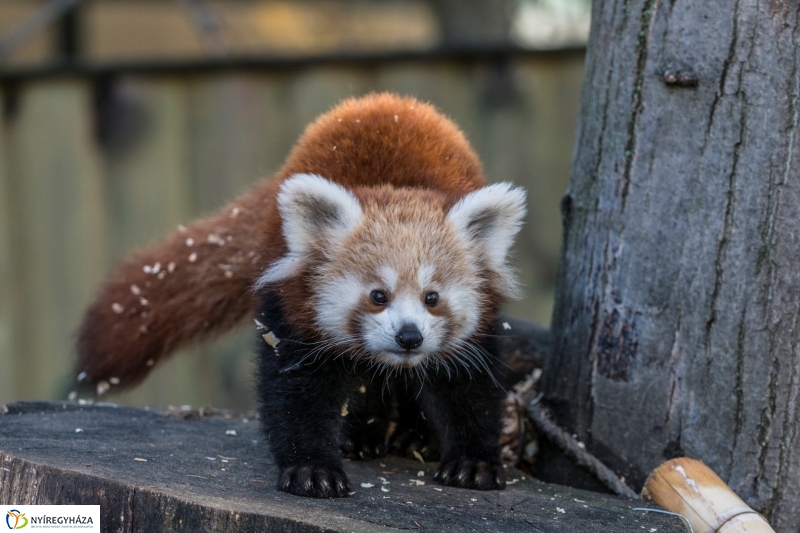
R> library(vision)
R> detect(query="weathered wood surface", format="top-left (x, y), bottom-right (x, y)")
top-left (543, 1), bottom-right (800, 530)
top-left (0, 401), bottom-right (683, 533)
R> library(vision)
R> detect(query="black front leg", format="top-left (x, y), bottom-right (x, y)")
top-left (387, 379), bottom-right (440, 461)
top-left (420, 354), bottom-right (506, 490)
top-left (341, 377), bottom-right (392, 460)
top-left (256, 292), bottom-right (354, 498)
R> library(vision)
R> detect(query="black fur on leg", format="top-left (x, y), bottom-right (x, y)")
top-left (256, 291), bottom-right (354, 498)
top-left (340, 378), bottom-right (392, 460)
top-left (387, 380), bottom-right (440, 461)
top-left (419, 336), bottom-right (507, 491)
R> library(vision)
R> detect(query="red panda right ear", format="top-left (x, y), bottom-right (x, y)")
top-left (447, 182), bottom-right (527, 299)
top-left (255, 174), bottom-right (363, 287)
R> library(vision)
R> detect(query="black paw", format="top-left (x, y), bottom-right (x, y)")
top-left (342, 420), bottom-right (388, 460)
top-left (342, 434), bottom-right (387, 460)
top-left (388, 426), bottom-right (439, 461)
top-left (277, 465), bottom-right (351, 498)
top-left (434, 457), bottom-right (506, 490)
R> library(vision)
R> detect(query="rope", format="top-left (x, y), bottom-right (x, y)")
top-left (526, 397), bottom-right (640, 500)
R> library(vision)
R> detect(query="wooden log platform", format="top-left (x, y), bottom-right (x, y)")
top-left (0, 401), bottom-right (684, 532)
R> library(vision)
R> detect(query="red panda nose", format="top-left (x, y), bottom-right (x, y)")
top-left (395, 325), bottom-right (423, 350)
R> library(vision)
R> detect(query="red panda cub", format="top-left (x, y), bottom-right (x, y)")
top-left (76, 93), bottom-right (526, 498)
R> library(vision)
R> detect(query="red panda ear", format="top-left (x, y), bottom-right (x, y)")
top-left (447, 183), bottom-right (527, 298)
top-left (255, 174), bottom-right (363, 286)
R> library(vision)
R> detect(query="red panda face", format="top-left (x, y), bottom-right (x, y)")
top-left (256, 174), bottom-right (526, 370)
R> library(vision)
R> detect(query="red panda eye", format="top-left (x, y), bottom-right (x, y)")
top-left (425, 292), bottom-right (439, 307)
top-left (371, 290), bottom-right (388, 306)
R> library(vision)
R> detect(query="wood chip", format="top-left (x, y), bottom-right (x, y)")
top-left (262, 331), bottom-right (280, 347)
top-left (412, 450), bottom-right (425, 464)
top-left (96, 381), bottom-right (110, 396)
top-left (133, 458), bottom-right (147, 462)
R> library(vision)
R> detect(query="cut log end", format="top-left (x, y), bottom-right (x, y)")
top-left (642, 458), bottom-right (775, 533)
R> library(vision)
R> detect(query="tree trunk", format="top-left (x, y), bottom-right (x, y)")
top-left (543, 1), bottom-right (800, 530)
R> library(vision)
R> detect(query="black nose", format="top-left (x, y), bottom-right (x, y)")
top-left (395, 325), bottom-right (423, 350)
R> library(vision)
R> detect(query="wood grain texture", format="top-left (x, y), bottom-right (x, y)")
top-left (543, 1), bottom-right (800, 530)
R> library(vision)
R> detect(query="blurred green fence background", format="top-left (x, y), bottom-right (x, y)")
top-left (0, 1), bottom-right (586, 410)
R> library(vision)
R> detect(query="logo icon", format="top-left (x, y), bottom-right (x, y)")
top-left (5, 510), bottom-right (27, 530)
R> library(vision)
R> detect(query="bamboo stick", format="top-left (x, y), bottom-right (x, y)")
top-left (642, 458), bottom-right (775, 533)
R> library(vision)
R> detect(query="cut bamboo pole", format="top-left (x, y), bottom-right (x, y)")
top-left (642, 458), bottom-right (775, 533)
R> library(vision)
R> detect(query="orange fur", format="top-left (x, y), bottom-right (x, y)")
top-left (76, 93), bottom-right (488, 388)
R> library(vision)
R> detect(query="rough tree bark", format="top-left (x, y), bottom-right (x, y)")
top-left (542, 1), bottom-right (800, 530)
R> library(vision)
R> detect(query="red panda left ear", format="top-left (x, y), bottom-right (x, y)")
top-left (255, 174), bottom-right (363, 287)
top-left (447, 183), bottom-right (527, 298)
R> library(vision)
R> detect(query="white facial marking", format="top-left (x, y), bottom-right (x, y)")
top-left (417, 264), bottom-right (435, 289)
top-left (360, 292), bottom-right (446, 368)
top-left (379, 265), bottom-right (398, 293)
top-left (315, 274), bottom-right (364, 340)
top-left (441, 281), bottom-right (481, 341)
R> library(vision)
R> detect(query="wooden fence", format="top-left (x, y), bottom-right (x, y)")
top-left (0, 53), bottom-right (584, 409)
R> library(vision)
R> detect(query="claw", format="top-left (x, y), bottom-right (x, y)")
top-left (434, 457), bottom-right (505, 490)
top-left (277, 464), bottom-right (352, 498)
